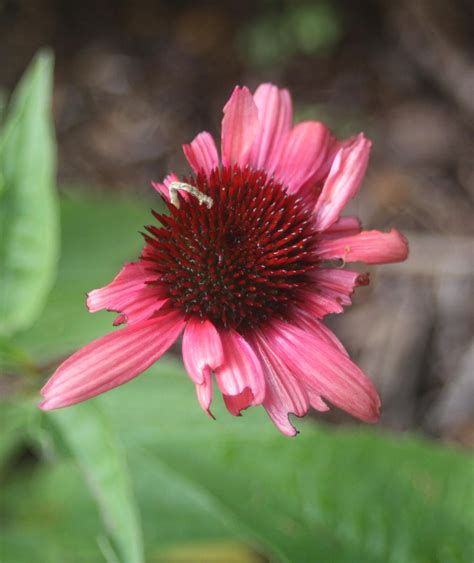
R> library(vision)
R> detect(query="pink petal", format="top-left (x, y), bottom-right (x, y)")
top-left (87, 262), bottom-right (152, 312)
top-left (300, 268), bottom-right (365, 319)
top-left (87, 261), bottom-right (167, 325)
top-left (39, 311), bottom-right (185, 410)
top-left (221, 86), bottom-right (259, 167)
top-left (310, 133), bottom-right (343, 185)
top-left (313, 134), bottom-right (371, 231)
top-left (182, 318), bottom-right (223, 384)
top-left (266, 320), bottom-right (381, 423)
top-left (301, 290), bottom-right (345, 318)
top-left (214, 329), bottom-right (265, 411)
top-left (319, 215), bottom-right (362, 239)
top-left (308, 268), bottom-right (367, 308)
top-left (183, 132), bottom-right (219, 178)
top-left (316, 229), bottom-right (409, 264)
top-left (252, 332), bottom-right (309, 436)
top-left (306, 389), bottom-right (330, 412)
top-left (291, 309), bottom-right (349, 357)
top-left (249, 83), bottom-right (293, 170)
top-left (195, 369), bottom-right (214, 417)
top-left (112, 294), bottom-right (168, 326)
top-left (223, 388), bottom-right (254, 416)
top-left (151, 172), bottom-right (180, 202)
top-left (273, 121), bottom-right (331, 195)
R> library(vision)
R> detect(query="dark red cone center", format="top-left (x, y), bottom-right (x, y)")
top-left (143, 166), bottom-right (318, 331)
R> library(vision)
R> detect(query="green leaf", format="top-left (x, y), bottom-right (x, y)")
top-left (2, 362), bottom-right (472, 562)
top-left (13, 194), bottom-right (148, 361)
top-left (48, 402), bottom-right (144, 563)
top-left (102, 361), bottom-right (474, 563)
top-left (0, 337), bottom-right (37, 375)
top-left (0, 50), bottom-right (59, 336)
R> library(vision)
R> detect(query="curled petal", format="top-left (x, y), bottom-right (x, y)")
top-left (183, 132), bottom-right (219, 178)
top-left (249, 83), bottom-right (293, 170)
top-left (182, 318), bottom-right (223, 384)
top-left (40, 311), bottom-right (186, 410)
top-left (221, 86), bottom-right (259, 167)
top-left (308, 267), bottom-right (367, 309)
top-left (223, 388), bottom-right (254, 416)
top-left (313, 134), bottom-right (371, 231)
top-left (317, 229), bottom-right (409, 264)
top-left (214, 329), bottom-right (265, 412)
top-left (300, 268), bottom-right (365, 318)
top-left (266, 320), bottom-right (381, 423)
top-left (301, 290), bottom-right (345, 318)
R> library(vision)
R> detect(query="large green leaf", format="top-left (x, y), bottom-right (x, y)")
top-left (48, 402), bottom-right (144, 563)
top-left (0, 50), bottom-right (59, 336)
top-left (13, 194), bottom-right (148, 361)
top-left (2, 364), bottom-right (472, 562)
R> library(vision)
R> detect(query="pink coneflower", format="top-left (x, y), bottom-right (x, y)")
top-left (40, 84), bottom-right (408, 435)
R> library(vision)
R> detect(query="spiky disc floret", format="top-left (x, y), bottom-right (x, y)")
top-left (143, 166), bottom-right (319, 331)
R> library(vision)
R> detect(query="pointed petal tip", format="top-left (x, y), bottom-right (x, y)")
top-left (221, 85), bottom-right (259, 167)
top-left (37, 399), bottom-right (51, 411)
top-left (38, 397), bottom-right (61, 411)
top-left (182, 131), bottom-right (219, 178)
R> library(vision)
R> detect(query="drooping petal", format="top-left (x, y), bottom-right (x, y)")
top-left (195, 368), bottom-right (214, 417)
top-left (183, 132), bottom-right (219, 178)
top-left (249, 83), bottom-right (293, 170)
top-left (182, 318), bottom-right (223, 384)
top-left (273, 121), bottom-right (331, 195)
top-left (291, 309), bottom-right (349, 357)
top-left (152, 172), bottom-right (180, 202)
top-left (223, 388), bottom-right (254, 417)
top-left (266, 320), bottom-right (380, 423)
top-left (316, 229), bottom-right (409, 264)
top-left (319, 215), bottom-right (362, 239)
top-left (252, 332), bottom-right (309, 436)
top-left (221, 86), bottom-right (259, 167)
top-left (313, 134), bottom-right (371, 231)
top-left (87, 261), bottom-right (168, 325)
top-left (39, 311), bottom-right (186, 410)
top-left (214, 329), bottom-right (265, 413)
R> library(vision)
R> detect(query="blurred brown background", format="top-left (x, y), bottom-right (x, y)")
top-left (1, 0), bottom-right (473, 444)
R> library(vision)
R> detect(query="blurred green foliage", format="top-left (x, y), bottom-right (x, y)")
top-left (239, 2), bottom-right (341, 67)
top-left (0, 51), bottom-right (59, 337)
top-left (1, 195), bottom-right (473, 563)
top-left (51, 402), bottom-right (144, 563)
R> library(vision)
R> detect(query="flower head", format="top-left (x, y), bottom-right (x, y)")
top-left (40, 84), bottom-right (408, 436)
